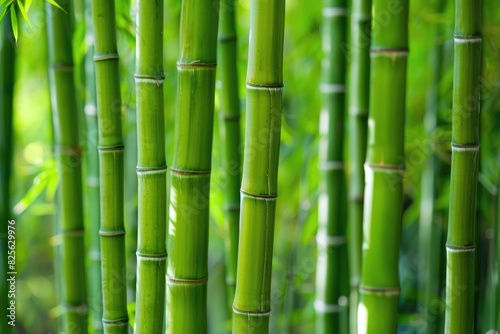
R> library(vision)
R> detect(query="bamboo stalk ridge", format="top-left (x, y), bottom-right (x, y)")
top-left (0, 14), bottom-right (16, 334)
top-left (218, 0), bottom-right (242, 306)
top-left (358, 0), bottom-right (409, 332)
top-left (315, 0), bottom-right (349, 332)
top-left (91, 0), bottom-right (129, 332)
top-left (444, 0), bottom-right (481, 331)
top-left (45, 1), bottom-right (88, 331)
top-left (166, 0), bottom-right (220, 332)
top-left (346, 0), bottom-right (370, 331)
top-left (232, 0), bottom-right (285, 332)
top-left (134, 0), bottom-right (167, 332)
top-left (83, 0), bottom-right (103, 331)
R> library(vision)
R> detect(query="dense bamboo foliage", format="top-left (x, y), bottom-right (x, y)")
top-left (232, 0), bottom-right (285, 332)
top-left (91, 0), bottom-right (128, 332)
top-left (83, 0), bottom-right (103, 331)
top-left (444, 0), bottom-right (482, 331)
top-left (45, 0), bottom-right (88, 331)
top-left (346, 0), bottom-right (370, 331)
top-left (134, 0), bottom-right (167, 332)
top-left (358, 0), bottom-right (409, 332)
top-left (217, 0), bottom-right (242, 306)
top-left (315, 0), bottom-right (349, 332)
top-left (0, 13), bottom-right (15, 334)
top-left (166, 0), bottom-right (219, 332)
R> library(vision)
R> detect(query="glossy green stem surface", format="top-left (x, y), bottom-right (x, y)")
top-left (218, 0), bottom-right (242, 307)
top-left (134, 0), bottom-right (167, 332)
top-left (46, 1), bottom-right (88, 332)
top-left (358, 0), bottom-right (409, 333)
top-left (232, 1), bottom-right (285, 333)
top-left (166, 0), bottom-right (219, 332)
top-left (92, 0), bottom-right (128, 332)
top-left (444, 0), bottom-right (481, 332)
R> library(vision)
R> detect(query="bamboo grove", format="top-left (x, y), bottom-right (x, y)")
top-left (3, 0), bottom-right (500, 333)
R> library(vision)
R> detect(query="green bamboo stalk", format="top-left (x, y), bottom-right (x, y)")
top-left (358, 0), bottom-right (408, 332)
top-left (346, 0), bottom-right (370, 331)
top-left (232, 0), bottom-right (285, 333)
top-left (46, 1), bottom-right (88, 332)
top-left (134, 0), bottom-right (167, 332)
top-left (166, 0), bottom-right (220, 332)
top-left (316, 1), bottom-right (349, 332)
top-left (0, 13), bottom-right (16, 334)
top-left (91, 0), bottom-right (128, 332)
top-left (217, 0), bottom-right (242, 306)
top-left (418, 3), bottom-right (446, 332)
top-left (444, 0), bottom-right (481, 332)
top-left (83, 0), bottom-right (103, 331)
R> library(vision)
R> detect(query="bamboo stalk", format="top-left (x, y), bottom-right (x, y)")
top-left (358, 0), bottom-right (409, 332)
top-left (232, 1), bottom-right (285, 333)
top-left (166, 0), bottom-right (220, 332)
top-left (91, 0), bottom-right (128, 332)
top-left (346, 0), bottom-right (370, 331)
top-left (444, 0), bottom-right (481, 332)
top-left (0, 13), bottom-right (16, 334)
top-left (83, 0), bottom-right (103, 331)
top-left (134, 0), bottom-right (167, 332)
top-left (315, 0), bottom-right (349, 332)
top-left (46, 0), bottom-right (88, 331)
top-left (217, 0), bottom-right (242, 306)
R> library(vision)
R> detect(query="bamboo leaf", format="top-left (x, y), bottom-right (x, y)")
top-left (46, 0), bottom-right (66, 13)
top-left (10, 6), bottom-right (17, 42)
top-left (25, 0), bottom-right (32, 12)
top-left (16, 0), bottom-right (32, 30)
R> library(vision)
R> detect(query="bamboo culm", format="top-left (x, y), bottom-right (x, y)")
top-left (315, 0), bottom-right (349, 332)
top-left (0, 13), bottom-right (16, 334)
top-left (346, 0), bottom-right (370, 332)
top-left (91, 0), bottom-right (129, 331)
top-left (217, 0), bottom-right (242, 307)
top-left (46, 0), bottom-right (88, 331)
top-left (134, 0), bottom-right (167, 332)
top-left (444, 0), bottom-right (481, 332)
top-left (166, 0), bottom-right (220, 332)
top-left (232, 0), bottom-right (285, 333)
top-left (358, 0), bottom-right (409, 332)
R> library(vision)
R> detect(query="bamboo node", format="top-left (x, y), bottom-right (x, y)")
top-left (348, 107), bottom-right (368, 117)
top-left (319, 161), bottom-right (344, 171)
top-left (93, 53), bottom-right (119, 62)
top-left (316, 232), bottom-right (346, 246)
top-left (322, 7), bottom-right (348, 17)
top-left (446, 244), bottom-right (475, 253)
top-left (370, 48), bottom-right (409, 57)
top-left (314, 300), bottom-right (347, 313)
top-left (359, 285), bottom-right (400, 296)
top-left (177, 61), bottom-right (217, 68)
top-left (61, 229), bottom-right (85, 237)
top-left (98, 145), bottom-right (124, 152)
top-left (224, 203), bottom-right (240, 212)
top-left (54, 145), bottom-right (83, 156)
top-left (63, 303), bottom-right (89, 314)
top-left (170, 167), bottom-right (211, 176)
top-left (51, 63), bottom-right (74, 71)
top-left (220, 113), bottom-right (240, 122)
top-left (218, 34), bottom-right (237, 42)
top-left (364, 163), bottom-right (405, 173)
top-left (240, 190), bottom-right (277, 200)
top-left (454, 35), bottom-right (482, 43)
top-left (99, 230), bottom-right (125, 237)
top-left (246, 81), bottom-right (284, 89)
top-left (134, 74), bottom-right (165, 87)
top-left (232, 305), bottom-right (271, 316)
top-left (136, 166), bottom-right (168, 175)
top-left (87, 176), bottom-right (100, 187)
top-left (102, 317), bottom-right (129, 325)
top-left (166, 275), bottom-right (208, 285)
top-left (451, 143), bottom-right (480, 152)
top-left (320, 83), bottom-right (346, 94)
top-left (84, 104), bottom-right (97, 116)
top-left (136, 252), bottom-right (167, 260)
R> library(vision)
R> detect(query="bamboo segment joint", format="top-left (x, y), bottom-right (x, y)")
top-left (166, 275), bottom-right (208, 285)
top-left (370, 48), bottom-right (409, 57)
top-left (102, 317), bottom-right (129, 325)
top-left (88, 250), bottom-right (101, 261)
top-left (322, 7), bottom-right (348, 17)
top-left (365, 163), bottom-right (405, 173)
top-left (451, 143), bottom-right (480, 152)
top-left (446, 244), bottom-right (475, 253)
top-left (232, 306), bottom-right (271, 316)
top-left (93, 54), bottom-right (119, 62)
top-left (87, 176), bottom-right (99, 187)
top-left (136, 166), bottom-right (168, 175)
top-left (134, 74), bottom-right (165, 86)
top-left (454, 36), bottom-right (482, 43)
top-left (136, 252), bottom-right (167, 260)
top-left (359, 285), bottom-right (400, 296)
top-left (224, 203), bottom-right (240, 212)
top-left (316, 232), bottom-right (346, 246)
top-left (240, 190), bottom-right (277, 199)
top-left (84, 104), bottom-right (97, 116)
top-left (54, 145), bottom-right (83, 156)
top-left (98, 145), bottom-right (124, 152)
top-left (63, 303), bottom-right (89, 313)
top-left (170, 167), bottom-right (211, 176)
top-left (351, 13), bottom-right (370, 22)
top-left (51, 63), bottom-right (74, 71)
top-left (246, 81), bottom-right (284, 89)
top-left (60, 229), bottom-right (85, 237)
top-left (320, 83), bottom-right (346, 93)
top-left (314, 300), bottom-right (348, 313)
top-left (348, 107), bottom-right (368, 117)
top-left (177, 61), bottom-right (217, 68)
top-left (218, 34), bottom-right (237, 42)
top-left (221, 113), bottom-right (240, 122)
top-left (320, 161), bottom-right (344, 171)
top-left (99, 230), bottom-right (125, 237)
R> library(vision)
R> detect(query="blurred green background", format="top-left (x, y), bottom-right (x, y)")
top-left (5, 0), bottom-right (500, 333)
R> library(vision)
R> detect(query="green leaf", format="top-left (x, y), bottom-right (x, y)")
top-left (10, 6), bottom-right (17, 42)
top-left (46, 0), bottom-right (66, 13)
top-left (0, 4), bottom-right (9, 23)
top-left (17, 0), bottom-right (31, 30)
top-left (25, 0), bottom-right (32, 13)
